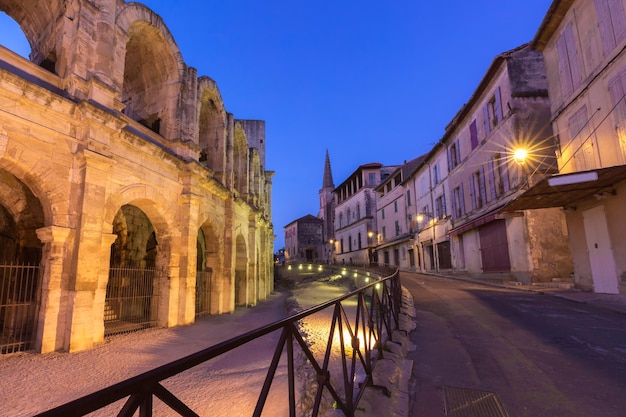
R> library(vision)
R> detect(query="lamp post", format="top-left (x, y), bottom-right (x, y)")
top-left (367, 231), bottom-right (374, 265)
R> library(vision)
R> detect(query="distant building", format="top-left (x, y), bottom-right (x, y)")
top-left (318, 150), bottom-right (336, 263)
top-left (333, 163), bottom-right (397, 265)
top-left (374, 155), bottom-right (426, 270)
top-left (284, 215), bottom-right (324, 263)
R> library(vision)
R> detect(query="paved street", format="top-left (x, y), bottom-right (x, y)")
top-left (402, 273), bottom-right (626, 417)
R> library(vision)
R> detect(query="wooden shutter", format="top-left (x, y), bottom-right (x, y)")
top-left (494, 87), bottom-right (503, 123)
top-left (557, 32), bottom-right (574, 97)
top-left (502, 161), bottom-right (510, 192)
top-left (469, 176), bottom-right (476, 210)
top-left (455, 139), bottom-right (461, 165)
top-left (479, 166), bottom-right (487, 206)
top-left (595, 0), bottom-right (615, 56)
top-left (470, 119), bottom-right (478, 149)
top-left (451, 188), bottom-right (457, 219)
top-left (488, 160), bottom-right (497, 200)
top-left (483, 105), bottom-right (491, 137)
top-left (459, 183), bottom-right (465, 215)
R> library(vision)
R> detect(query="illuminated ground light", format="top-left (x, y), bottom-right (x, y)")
top-left (318, 265), bottom-right (323, 272)
top-left (365, 277), bottom-right (370, 283)
top-left (308, 264), bottom-right (312, 271)
top-left (298, 264), bottom-right (303, 270)
top-left (287, 265), bottom-right (292, 270)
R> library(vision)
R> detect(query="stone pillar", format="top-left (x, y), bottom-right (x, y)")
top-left (178, 191), bottom-right (202, 324)
top-left (65, 149), bottom-right (113, 352)
top-left (35, 226), bottom-right (72, 354)
top-left (92, 233), bottom-right (118, 344)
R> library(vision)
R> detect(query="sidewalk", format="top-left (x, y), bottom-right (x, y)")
top-left (419, 270), bottom-right (626, 316)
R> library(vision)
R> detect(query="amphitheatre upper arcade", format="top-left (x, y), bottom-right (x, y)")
top-left (0, 0), bottom-right (274, 353)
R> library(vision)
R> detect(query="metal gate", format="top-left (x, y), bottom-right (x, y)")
top-left (105, 266), bottom-right (159, 337)
top-left (0, 263), bottom-right (41, 354)
top-left (195, 269), bottom-right (212, 318)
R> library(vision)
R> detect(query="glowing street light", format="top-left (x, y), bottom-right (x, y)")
top-left (513, 148), bottom-right (528, 165)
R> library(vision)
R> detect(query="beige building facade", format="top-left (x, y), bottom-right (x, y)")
top-left (507, 0), bottom-right (626, 293)
top-left (0, 1), bottom-right (274, 354)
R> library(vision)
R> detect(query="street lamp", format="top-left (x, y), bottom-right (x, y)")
top-left (513, 148), bottom-right (528, 165)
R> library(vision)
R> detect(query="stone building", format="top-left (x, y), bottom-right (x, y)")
top-left (438, 43), bottom-right (573, 283)
top-left (0, 1), bottom-right (274, 354)
top-left (373, 155), bottom-right (426, 270)
top-left (283, 215), bottom-right (324, 263)
top-left (333, 163), bottom-right (397, 265)
top-left (507, 0), bottom-right (626, 294)
top-left (318, 150), bottom-right (336, 263)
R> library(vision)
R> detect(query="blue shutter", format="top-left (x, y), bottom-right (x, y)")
top-left (502, 161), bottom-right (510, 192)
top-left (451, 188), bottom-right (457, 219)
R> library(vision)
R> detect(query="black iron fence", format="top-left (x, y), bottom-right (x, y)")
top-left (36, 266), bottom-right (402, 417)
top-left (0, 263), bottom-right (41, 354)
top-left (105, 266), bottom-right (160, 337)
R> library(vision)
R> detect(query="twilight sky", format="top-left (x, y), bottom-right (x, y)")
top-left (0, 0), bottom-right (553, 249)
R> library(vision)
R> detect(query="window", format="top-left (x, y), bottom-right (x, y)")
top-left (394, 200), bottom-right (398, 212)
top-left (434, 195), bottom-right (446, 220)
top-left (348, 236), bottom-right (352, 252)
top-left (483, 87), bottom-right (503, 136)
top-left (567, 106), bottom-right (595, 170)
top-left (556, 23), bottom-right (583, 98)
top-left (488, 153), bottom-right (507, 198)
top-left (448, 139), bottom-right (461, 171)
top-left (381, 208), bottom-right (385, 220)
top-left (470, 119), bottom-right (478, 150)
top-left (358, 232), bottom-right (362, 250)
top-left (339, 213), bottom-right (343, 228)
top-left (382, 226), bottom-right (386, 240)
top-left (407, 190), bottom-right (412, 206)
top-left (394, 174), bottom-right (401, 186)
top-left (368, 173), bottom-right (376, 186)
top-left (432, 163), bottom-right (440, 185)
top-left (451, 185), bottom-right (465, 219)
top-left (395, 221), bottom-right (400, 236)
top-left (609, 70), bottom-right (626, 158)
top-left (356, 204), bottom-right (361, 220)
top-left (421, 177), bottom-right (427, 195)
top-left (469, 168), bottom-right (487, 210)
top-left (594, 0), bottom-right (626, 57)
top-left (340, 239), bottom-right (344, 253)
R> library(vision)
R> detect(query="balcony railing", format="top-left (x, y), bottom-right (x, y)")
top-left (35, 266), bottom-right (402, 417)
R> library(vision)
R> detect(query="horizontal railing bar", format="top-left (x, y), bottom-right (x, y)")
top-left (35, 267), bottom-right (399, 417)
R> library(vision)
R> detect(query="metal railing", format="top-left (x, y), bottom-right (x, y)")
top-left (0, 263), bottom-right (41, 354)
top-left (36, 266), bottom-right (402, 417)
top-left (105, 266), bottom-right (160, 337)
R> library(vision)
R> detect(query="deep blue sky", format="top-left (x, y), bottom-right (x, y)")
top-left (0, 1), bottom-right (553, 249)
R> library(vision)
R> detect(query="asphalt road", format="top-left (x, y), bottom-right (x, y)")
top-left (402, 273), bottom-right (626, 417)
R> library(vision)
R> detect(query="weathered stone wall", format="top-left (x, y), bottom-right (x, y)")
top-left (0, 0), bottom-right (274, 353)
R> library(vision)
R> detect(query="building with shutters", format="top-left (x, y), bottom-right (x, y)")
top-left (504, 0), bottom-right (626, 294)
top-left (384, 43), bottom-right (573, 283)
top-left (284, 215), bottom-right (325, 263)
top-left (0, 0), bottom-right (274, 354)
top-left (333, 163), bottom-right (397, 265)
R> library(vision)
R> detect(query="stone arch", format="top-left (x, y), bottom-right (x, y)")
top-left (235, 233), bottom-right (247, 307)
top-left (233, 122), bottom-right (249, 195)
top-left (0, 170), bottom-right (45, 263)
top-left (198, 77), bottom-right (227, 178)
top-left (116, 3), bottom-right (185, 139)
top-left (0, 1), bottom-right (65, 72)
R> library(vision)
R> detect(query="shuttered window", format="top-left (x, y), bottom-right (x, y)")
top-left (594, 0), bottom-right (626, 57)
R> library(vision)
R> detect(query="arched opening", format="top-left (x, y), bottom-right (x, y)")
top-left (121, 20), bottom-right (178, 136)
top-left (198, 84), bottom-right (226, 175)
top-left (235, 234), bottom-right (247, 307)
top-left (233, 124), bottom-right (248, 195)
top-left (0, 170), bottom-right (44, 353)
top-left (0, 12), bottom-right (30, 58)
top-left (105, 205), bottom-right (160, 336)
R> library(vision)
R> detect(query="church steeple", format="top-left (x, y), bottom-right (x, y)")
top-left (322, 149), bottom-right (335, 189)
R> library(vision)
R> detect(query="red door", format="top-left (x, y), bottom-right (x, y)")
top-left (479, 220), bottom-right (511, 272)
